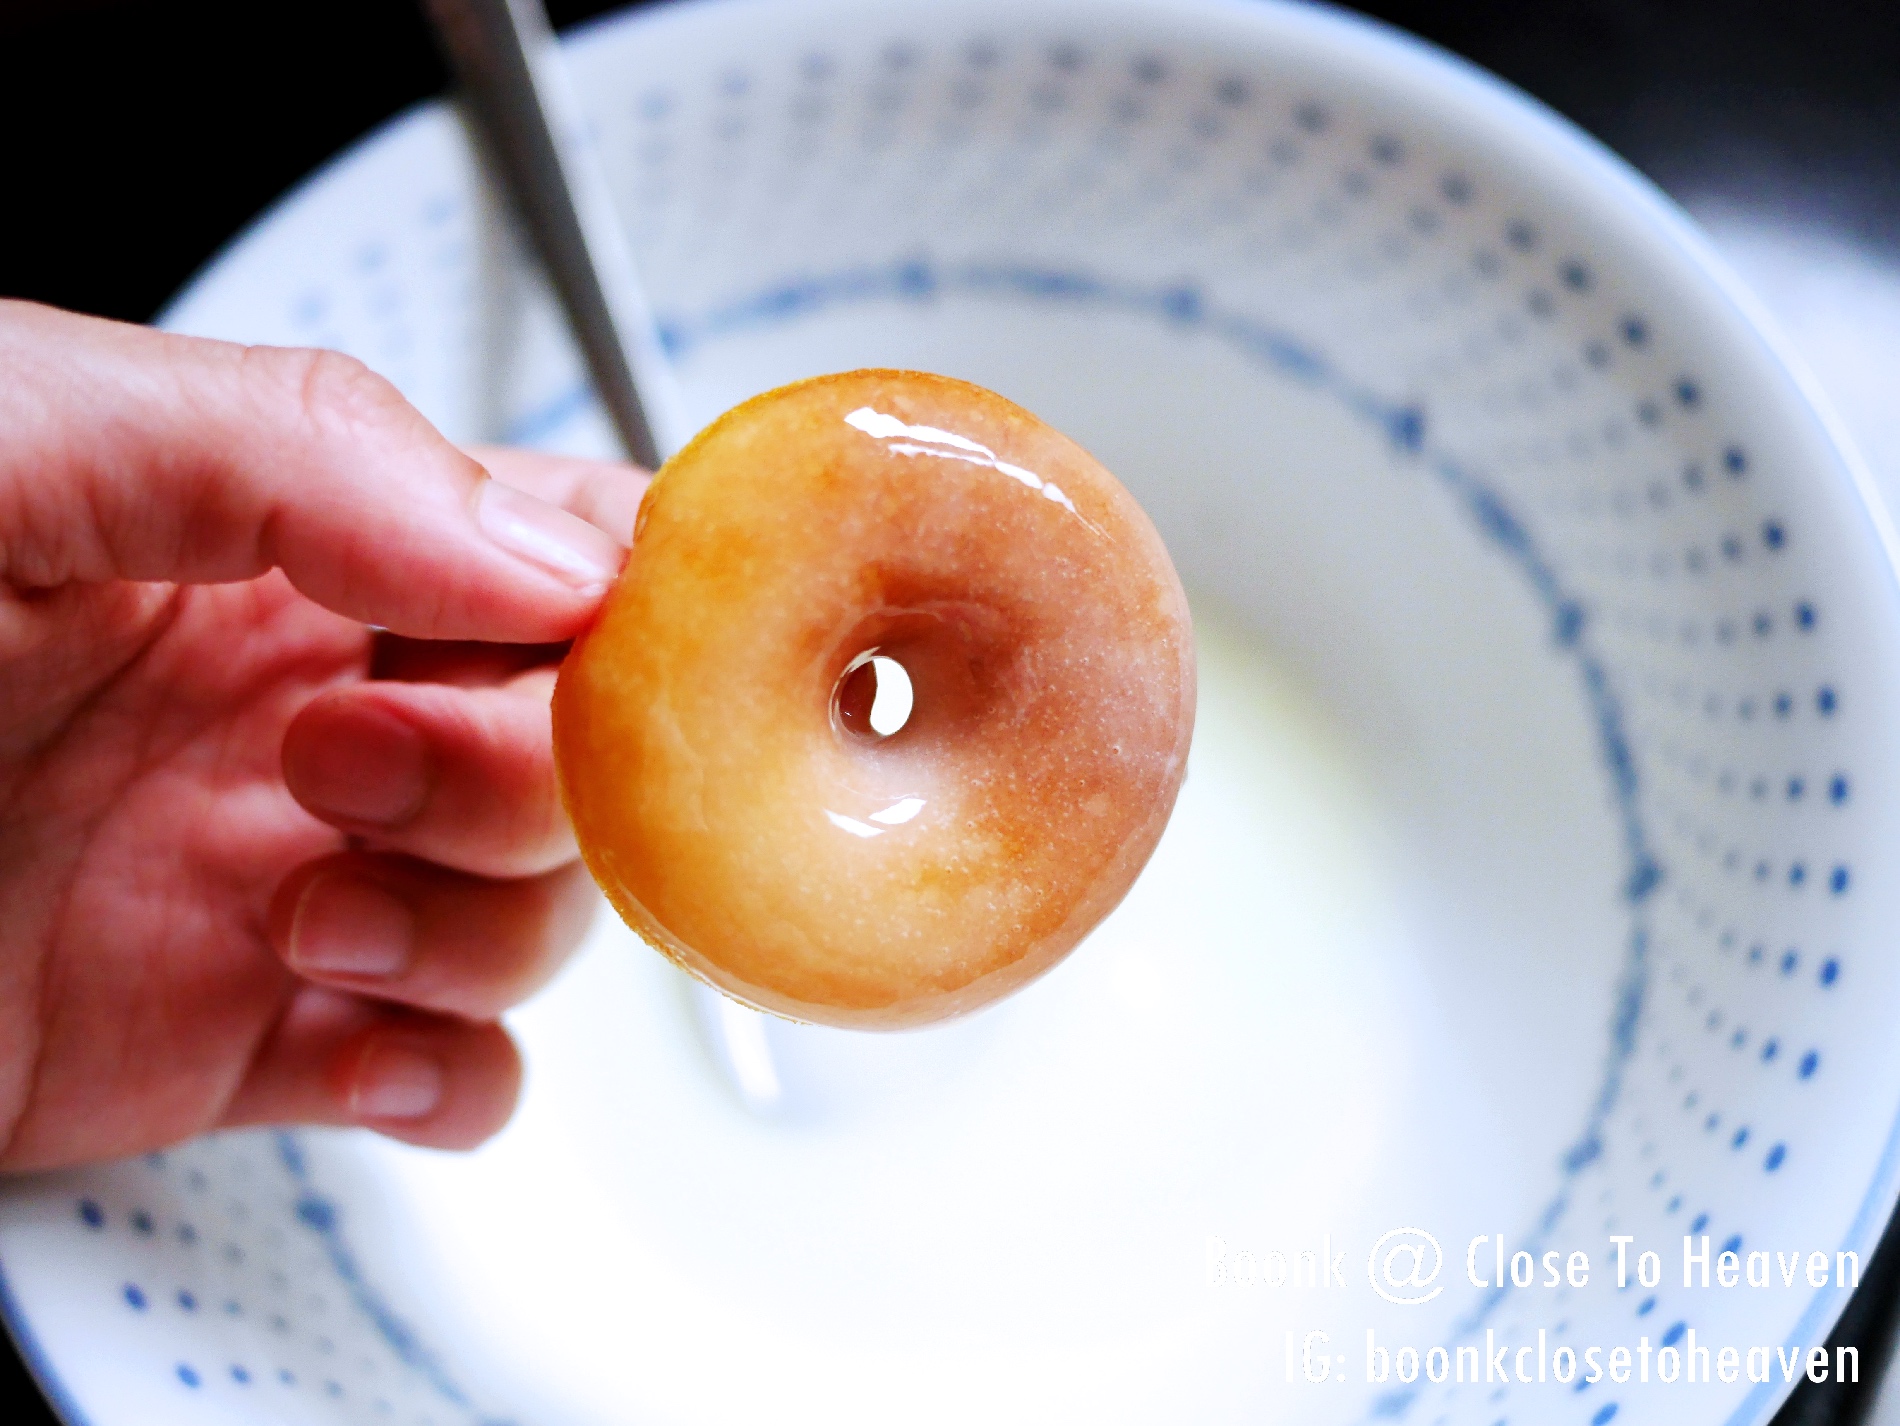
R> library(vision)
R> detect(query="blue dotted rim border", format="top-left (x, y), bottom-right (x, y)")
top-left (0, 1133), bottom-right (511, 1426)
top-left (1244, 2), bottom-right (1900, 1422)
top-left (274, 1133), bottom-right (513, 1426)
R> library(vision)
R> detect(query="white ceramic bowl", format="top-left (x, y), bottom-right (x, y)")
top-left (7, 2), bottom-right (1900, 1424)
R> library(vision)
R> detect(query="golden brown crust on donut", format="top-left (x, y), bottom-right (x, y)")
top-left (553, 370), bottom-right (1195, 1028)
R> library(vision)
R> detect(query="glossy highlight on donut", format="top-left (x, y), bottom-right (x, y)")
top-left (552, 370), bottom-right (1195, 1029)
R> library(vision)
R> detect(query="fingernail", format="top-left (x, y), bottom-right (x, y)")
top-left (292, 704), bottom-right (429, 826)
top-left (288, 872), bottom-right (415, 978)
top-left (476, 479), bottom-right (622, 593)
top-left (351, 1042), bottom-right (445, 1121)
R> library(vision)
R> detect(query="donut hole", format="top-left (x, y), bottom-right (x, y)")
top-left (834, 602), bottom-right (1016, 747)
top-left (835, 652), bottom-right (915, 738)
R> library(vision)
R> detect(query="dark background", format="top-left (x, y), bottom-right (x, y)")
top-left (3, 0), bottom-right (1899, 1422)
top-left (3, 0), bottom-right (1897, 326)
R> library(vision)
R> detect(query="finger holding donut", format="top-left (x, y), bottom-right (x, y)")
top-left (253, 436), bottom-right (649, 1155)
top-left (282, 667), bottom-right (581, 880)
top-left (261, 451), bottom-right (648, 1138)
top-left (468, 443), bottom-right (648, 548)
top-left (266, 854), bottom-right (600, 1022)
top-left (219, 985), bottom-right (526, 1151)
top-left (0, 301), bottom-right (659, 1169)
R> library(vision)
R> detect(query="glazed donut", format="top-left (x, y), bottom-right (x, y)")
top-left (552, 369), bottom-right (1195, 1029)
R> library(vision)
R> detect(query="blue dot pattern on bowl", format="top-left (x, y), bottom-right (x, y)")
top-left (525, 36), bottom-right (1871, 1423)
top-left (45, 1135), bottom-right (515, 1426)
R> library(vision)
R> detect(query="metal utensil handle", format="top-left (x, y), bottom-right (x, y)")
top-left (423, 0), bottom-right (681, 468)
top-left (423, 0), bottom-right (781, 1113)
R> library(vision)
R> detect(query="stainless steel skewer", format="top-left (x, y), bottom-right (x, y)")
top-left (422, 0), bottom-right (783, 1112)
top-left (422, 0), bottom-right (685, 468)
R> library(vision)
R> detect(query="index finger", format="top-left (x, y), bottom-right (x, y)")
top-left (0, 301), bottom-right (627, 643)
top-left (469, 445), bottom-right (650, 547)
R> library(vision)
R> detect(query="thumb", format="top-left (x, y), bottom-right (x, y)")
top-left (0, 301), bottom-right (627, 642)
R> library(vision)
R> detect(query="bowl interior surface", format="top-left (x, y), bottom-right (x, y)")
top-left (7, 3), bottom-right (1900, 1425)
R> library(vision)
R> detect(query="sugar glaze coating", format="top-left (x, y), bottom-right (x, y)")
top-left (553, 370), bottom-right (1196, 1029)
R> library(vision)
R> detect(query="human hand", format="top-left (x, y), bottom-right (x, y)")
top-left (0, 300), bottom-right (646, 1171)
